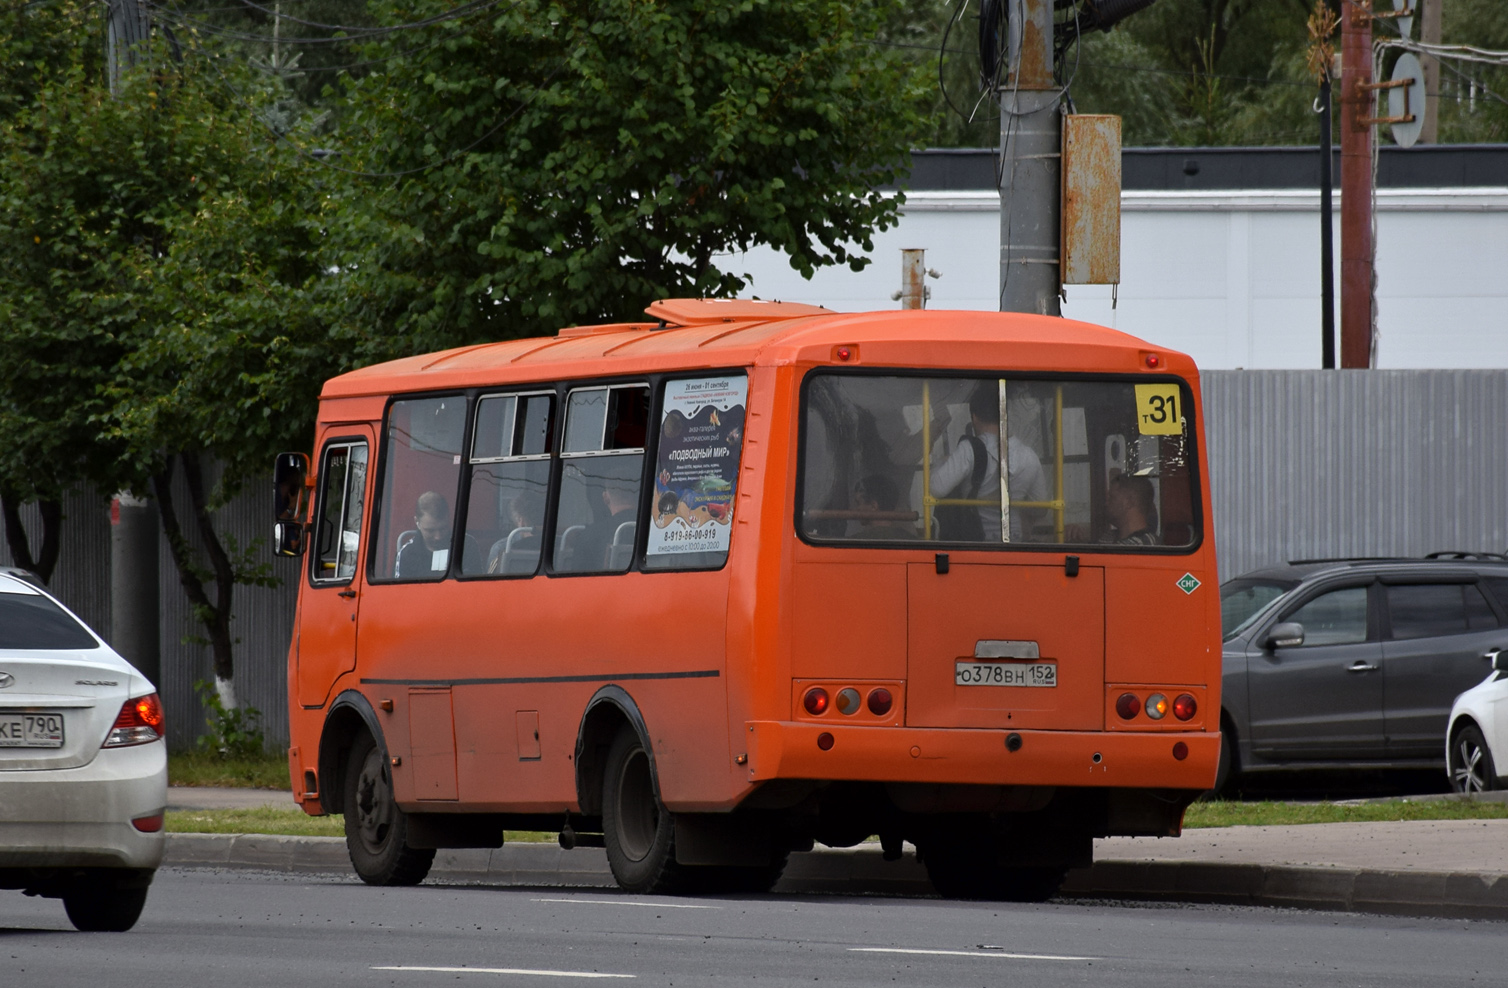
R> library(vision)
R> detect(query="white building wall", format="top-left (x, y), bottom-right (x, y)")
top-left (725, 188), bottom-right (1508, 369)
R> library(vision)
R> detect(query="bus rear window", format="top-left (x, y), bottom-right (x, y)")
top-left (800, 374), bottom-right (1199, 549)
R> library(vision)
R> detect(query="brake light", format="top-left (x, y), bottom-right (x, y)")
top-left (803, 688), bottom-right (829, 716)
top-left (104, 693), bottom-right (165, 748)
top-left (1145, 693), bottom-right (1169, 720)
top-left (1173, 693), bottom-right (1197, 721)
top-left (131, 813), bottom-right (164, 833)
top-left (1115, 693), bottom-right (1141, 720)
top-left (836, 688), bottom-right (861, 715)
top-left (866, 688), bottom-right (893, 716)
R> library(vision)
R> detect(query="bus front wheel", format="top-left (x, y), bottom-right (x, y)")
top-left (602, 726), bottom-right (691, 894)
top-left (343, 733), bottom-right (435, 886)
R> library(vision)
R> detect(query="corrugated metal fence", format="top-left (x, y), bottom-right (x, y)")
top-left (4, 369), bottom-right (1506, 748)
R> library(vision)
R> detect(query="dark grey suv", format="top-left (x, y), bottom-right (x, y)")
top-left (1218, 554), bottom-right (1508, 789)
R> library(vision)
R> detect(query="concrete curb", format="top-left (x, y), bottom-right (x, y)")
top-left (163, 834), bottom-right (1508, 920)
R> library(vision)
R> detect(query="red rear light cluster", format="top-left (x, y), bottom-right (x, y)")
top-left (803, 686), bottom-right (894, 718)
top-left (104, 693), bottom-right (165, 748)
top-left (1115, 691), bottom-right (1197, 723)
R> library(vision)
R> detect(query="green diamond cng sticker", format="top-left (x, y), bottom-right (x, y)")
top-left (1176, 573), bottom-right (1201, 595)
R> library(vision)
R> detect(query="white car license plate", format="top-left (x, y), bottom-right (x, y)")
top-left (0, 712), bottom-right (65, 748)
top-left (955, 661), bottom-right (1057, 687)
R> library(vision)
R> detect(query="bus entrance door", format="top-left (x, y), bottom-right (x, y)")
top-left (906, 562), bottom-right (1105, 731)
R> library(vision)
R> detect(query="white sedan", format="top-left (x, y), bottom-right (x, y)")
top-left (1446, 649), bottom-right (1508, 792)
top-left (0, 569), bottom-right (167, 931)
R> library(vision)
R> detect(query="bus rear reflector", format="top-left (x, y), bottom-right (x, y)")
top-left (803, 688), bottom-right (830, 716)
top-left (1173, 693), bottom-right (1197, 721)
top-left (866, 688), bottom-right (893, 716)
top-left (1115, 693), bottom-right (1141, 720)
top-left (1172, 742), bottom-right (1189, 761)
top-left (817, 732), bottom-right (835, 751)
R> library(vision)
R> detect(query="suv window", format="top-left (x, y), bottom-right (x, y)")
top-left (1483, 578), bottom-right (1508, 615)
top-left (1386, 583), bottom-right (1499, 640)
top-left (0, 585), bottom-right (98, 650)
top-left (1221, 578), bottom-right (1297, 640)
top-left (1286, 586), bottom-right (1368, 646)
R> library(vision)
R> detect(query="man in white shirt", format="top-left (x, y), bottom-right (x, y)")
top-left (929, 385), bottom-right (1048, 541)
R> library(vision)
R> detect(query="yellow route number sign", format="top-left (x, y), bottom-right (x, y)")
top-left (1134, 384), bottom-right (1183, 435)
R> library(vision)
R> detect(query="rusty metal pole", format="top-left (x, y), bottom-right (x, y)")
top-left (1339, 0), bottom-right (1375, 368)
top-left (1419, 0), bottom-right (1441, 144)
top-left (999, 0), bottom-right (1062, 316)
top-left (900, 249), bottom-right (925, 309)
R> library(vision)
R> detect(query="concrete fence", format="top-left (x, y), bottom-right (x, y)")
top-left (4, 369), bottom-right (1505, 749)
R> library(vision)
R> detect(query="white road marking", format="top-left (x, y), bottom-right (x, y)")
top-left (372, 966), bottom-right (634, 979)
top-left (529, 897), bottom-right (722, 910)
top-left (849, 947), bottom-right (1095, 962)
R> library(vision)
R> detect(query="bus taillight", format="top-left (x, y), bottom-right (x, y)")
top-left (803, 688), bottom-right (830, 716)
top-left (1173, 693), bottom-right (1197, 721)
top-left (1145, 694), bottom-right (1169, 720)
top-left (866, 688), bottom-right (893, 716)
top-left (1115, 693), bottom-right (1141, 720)
top-left (835, 689), bottom-right (861, 715)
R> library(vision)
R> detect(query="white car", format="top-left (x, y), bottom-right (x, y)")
top-left (1446, 649), bottom-right (1508, 792)
top-left (0, 568), bottom-right (167, 931)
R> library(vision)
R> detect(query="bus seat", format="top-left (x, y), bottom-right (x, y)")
top-left (505, 526), bottom-right (536, 551)
top-left (556, 524), bottom-right (585, 570)
top-left (608, 522), bottom-right (637, 570)
top-left (503, 548), bottom-right (541, 575)
top-left (395, 529), bottom-right (418, 577)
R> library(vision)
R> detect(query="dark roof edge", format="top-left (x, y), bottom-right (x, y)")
top-left (898, 145), bottom-right (1508, 192)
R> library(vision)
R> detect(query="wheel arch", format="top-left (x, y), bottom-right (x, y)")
top-left (575, 685), bottom-right (654, 817)
top-left (319, 690), bottom-right (386, 816)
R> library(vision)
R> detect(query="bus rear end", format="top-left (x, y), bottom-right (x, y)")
top-left (746, 340), bottom-right (1219, 900)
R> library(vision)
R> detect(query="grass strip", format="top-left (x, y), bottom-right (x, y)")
top-left (169, 751), bottom-right (290, 790)
top-left (1185, 797), bottom-right (1508, 829)
top-left (165, 806), bottom-right (556, 843)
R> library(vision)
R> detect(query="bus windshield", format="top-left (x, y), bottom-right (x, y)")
top-left (800, 373), bottom-right (1198, 549)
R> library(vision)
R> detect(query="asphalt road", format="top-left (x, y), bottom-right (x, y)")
top-left (3, 869), bottom-right (1502, 988)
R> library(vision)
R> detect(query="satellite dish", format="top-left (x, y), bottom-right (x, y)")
top-left (1389, 52), bottom-right (1425, 148)
top-left (1392, 0), bottom-right (1414, 40)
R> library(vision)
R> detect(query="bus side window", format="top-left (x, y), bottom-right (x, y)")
top-left (554, 385), bottom-right (650, 574)
top-left (371, 396), bottom-right (468, 582)
top-left (462, 392), bottom-right (554, 577)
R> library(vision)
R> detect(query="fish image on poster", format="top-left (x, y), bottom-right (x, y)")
top-left (646, 375), bottom-right (748, 557)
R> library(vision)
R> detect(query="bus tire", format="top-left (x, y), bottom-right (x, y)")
top-left (602, 725), bottom-right (691, 894)
top-left (343, 733), bottom-right (435, 887)
top-left (923, 843), bottom-right (1065, 902)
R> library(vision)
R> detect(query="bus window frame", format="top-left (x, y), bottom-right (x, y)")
top-left (453, 389), bottom-right (557, 582)
top-left (309, 436), bottom-right (369, 588)
top-left (550, 382), bottom-right (653, 578)
top-left (366, 391), bottom-right (473, 585)
top-left (793, 367), bottom-right (1205, 556)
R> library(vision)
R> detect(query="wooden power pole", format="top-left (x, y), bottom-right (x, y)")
top-left (1339, 0), bottom-right (1375, 368)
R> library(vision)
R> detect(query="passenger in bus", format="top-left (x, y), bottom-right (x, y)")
top-left (850, 475), bottom-right (916, 540)
top-left (397, 491), bottom-right (458, 578)
top-left (577, 482), bottom-right (639, 570)
top-left (929, 386), bottom-right (1048, 541)
top-left (1105, 474), bottom-right (1161, 546)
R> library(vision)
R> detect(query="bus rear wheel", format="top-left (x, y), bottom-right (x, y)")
top-left (923, 843), bottom-right (1066, 902)
top-left (343, 733), bottom-right (435, 886)
top-left (602, 726), bottom-right (691, 894)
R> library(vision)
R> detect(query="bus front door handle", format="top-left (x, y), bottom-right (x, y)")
top-left (1347, 660), bottom-right (1379, 673)
top-left (338, 589), bottom-right (357, 600)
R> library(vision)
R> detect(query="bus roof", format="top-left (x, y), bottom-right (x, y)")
top-left (320, 300), bottom-right (1196, 400)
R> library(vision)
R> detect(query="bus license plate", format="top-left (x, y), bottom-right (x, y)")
top-left (0, 712), bottom-right (65, 748)
top-left (955, 661), bottom-right (1056, 688)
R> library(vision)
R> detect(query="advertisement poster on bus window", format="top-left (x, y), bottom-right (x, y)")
top-left (645, 376), bottom-right (747, 557)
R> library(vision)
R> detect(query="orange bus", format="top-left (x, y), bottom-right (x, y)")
top-left (274, 298), bottom-right (1220, 901)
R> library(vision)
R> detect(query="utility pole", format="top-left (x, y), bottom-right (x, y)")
top-left (1339, 0), bottom-right (1375, 368)
top-left (1419, 0), bottom-right (1441, 144)
top-left (998, 0), bottom-right (1062, 316)
top-left (1319, 72), bottom-right (1336, 370)
top-left (111, 495), bottom-right (161, 688)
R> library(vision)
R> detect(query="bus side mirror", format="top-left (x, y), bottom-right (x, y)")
top-left (1264, 622), bottom-right (1305, 650)
top-left (274, 452), bottom-right (311, 557)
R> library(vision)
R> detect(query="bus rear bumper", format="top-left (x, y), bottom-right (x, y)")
top-left (745, 721), bottom-right (1218, 791)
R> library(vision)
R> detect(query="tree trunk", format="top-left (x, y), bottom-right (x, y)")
top-left (152, 453), bottom-right (239, 702)
top-left (0, 490), bottom-right (63, 584)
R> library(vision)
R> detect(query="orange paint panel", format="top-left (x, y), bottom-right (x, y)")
top-left (907, 563), bottom-right (1104, 731)
top-left (408, 689), bottom-right (458, 800)
top-left (1104, 562), bottom-right (1217, 686)
top-left (790, 563), bottom-right (907, 680)
top-left (516, 710), bottom-right (541, 760)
